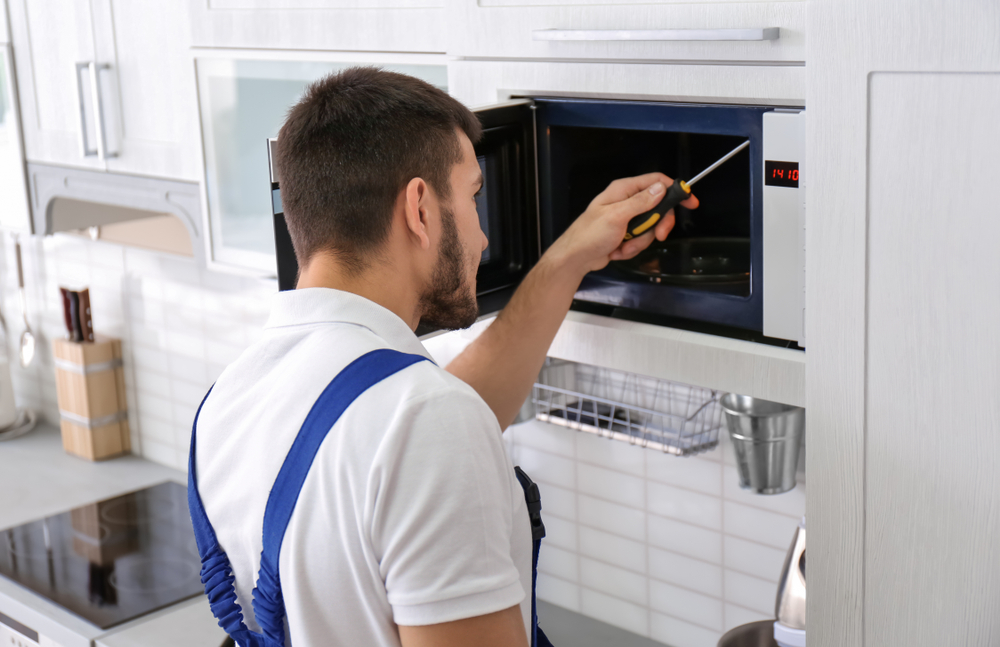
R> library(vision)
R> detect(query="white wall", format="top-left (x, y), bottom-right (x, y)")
top-left (3, 233), bottom-right (805, 647)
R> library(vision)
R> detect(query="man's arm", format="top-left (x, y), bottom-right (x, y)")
top-left (399, 605), bottom-right (528, 647)
top-left (447, 173), bottom-right (699, 429)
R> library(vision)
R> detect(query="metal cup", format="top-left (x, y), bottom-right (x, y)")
top-left (721, 394), bottom-right (804, 495)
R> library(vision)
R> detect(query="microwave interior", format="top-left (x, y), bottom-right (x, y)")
top-left (475, 97), bottom-right (769, 336)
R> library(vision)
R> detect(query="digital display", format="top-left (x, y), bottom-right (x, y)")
top-left (765, 160), bottom-right (800, 188)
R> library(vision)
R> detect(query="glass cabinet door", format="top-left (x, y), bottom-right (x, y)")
top-left (195, 53), bottom-right (448, 274)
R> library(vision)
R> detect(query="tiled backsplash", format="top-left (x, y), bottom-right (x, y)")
top-left (3, 232), bottom-right (805, 647)
top-left (504, 418), bottom-right (805, 647)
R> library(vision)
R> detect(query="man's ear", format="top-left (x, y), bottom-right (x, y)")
top-left (403, 177), bottom-right (431, 251)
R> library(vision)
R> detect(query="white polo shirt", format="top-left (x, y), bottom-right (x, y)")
top-left (195, 288), bottom-right (532, 646)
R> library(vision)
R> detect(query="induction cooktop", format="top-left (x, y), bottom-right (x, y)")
top-left (0, 482), bottom-right (204, 629)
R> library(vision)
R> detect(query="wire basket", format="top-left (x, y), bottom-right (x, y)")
top-left (532, 360), bottom-right (723, 456)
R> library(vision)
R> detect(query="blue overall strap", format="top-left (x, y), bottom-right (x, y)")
top-left (188, 348), bottom-right (429, 647)
top-left (514, 466), bottom-right (554, 647)
top-left (251, 349), bottom-right (429, 645)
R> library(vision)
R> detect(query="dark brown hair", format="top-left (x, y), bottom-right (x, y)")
top-left (274, 66), bottom-right (482, 272)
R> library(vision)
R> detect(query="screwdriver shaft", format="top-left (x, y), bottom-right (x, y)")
top-left (687, 140), bottom-right (750, 187)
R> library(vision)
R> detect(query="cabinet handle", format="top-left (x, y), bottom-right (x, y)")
top-left (74, 61), bottom-right (117, 160)
top-left (532, 28), bottom-right (780, 42)
top-left (74, 62), bottom-right (97, 157)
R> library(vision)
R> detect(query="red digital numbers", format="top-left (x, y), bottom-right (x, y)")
top-left (765, 161), bottom-right (800, 188)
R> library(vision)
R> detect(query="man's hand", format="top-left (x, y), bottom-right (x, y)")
top-left (547, 172), bottom-right (699, 278)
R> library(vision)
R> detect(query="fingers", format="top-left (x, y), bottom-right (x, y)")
top-left (680, 194), bottom-right (699, 210)
top-left (654, 212), bottom-right (677, 241)
top-left (592, 172), bottom-right (672, 206)
top-left (609, 230), bottom-right (656, 261)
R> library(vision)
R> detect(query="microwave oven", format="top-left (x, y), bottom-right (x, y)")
top-left (268, 97), bottom-right (805, 345)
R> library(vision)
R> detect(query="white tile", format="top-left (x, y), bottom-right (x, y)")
top-left (136, 391), bottom-right (173, 423)
top-left (136, 415), bottom-right (176, 446)
top-left (647, 481), bottom-right (722, 531)
top-left (580, 588), bottom-right (649, 638)
top-left (647, 452), bottom-right (722, 495)
top-left (649, 547), bottom-right (723, 598)
top-left (537, 482), bottom-right (576, 522)
top-left (510, 418), bottom-right (576, 458)
top-left (723, 603), bottom-right (772, 633)
top-left (134, 371), bottom-right (171, 397)
top-left (165, 331), bottom-right (206, 360)
top-left (723, 536), bottom-right (787, 583)
top-left (168, 354), bottom-right (209, 386)
top-left (649, 580), bottom-right (723, 632)
top-left (575, 431), bottom-right (645, 476)
top-left (576, 463), bottom-right (644, 511)
top-left (514, 446), bottom-right (575, 491)
top-left (579, 526), bottom-right (646, 574)
top-left (132, 346), bottom-right (169, 374)
top-left (724, 571), bottom-right (777, 617)
top-left (537, 573), bottom-right (580, 613)
top-left (537, 544), bottom-right (578, 582)
top-left (130, 324), bottom-right (166, 350)
top-left (723, 502), bottom-right (801, 550)
top-left (542, 514), bottom-right (578, 553)
top-left (719, 432), bottom-right (737, 467)
top-left (172, 401), bottom-right (200, 433)
top-left (172, 380), bottom-right (211, 409)
top-left (648, 515), bottom-right (722, 564)
top-left (579, 557), bottom-right (647, 605)
top-left (577, 494), bottom-right (645, 542)
top-left (722, 469), bottom-right (806, 519)
top-left (650, 611), bottom-right (721, 647)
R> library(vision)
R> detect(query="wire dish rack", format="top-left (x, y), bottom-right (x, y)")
top-left (532, 360), bottom-right (723, 456)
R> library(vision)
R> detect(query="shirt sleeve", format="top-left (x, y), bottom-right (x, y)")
top-left (368, 380), bottom-right (525, 627)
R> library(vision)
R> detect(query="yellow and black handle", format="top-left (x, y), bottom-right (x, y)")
top-left (623, 180), bottom-right (692, 241)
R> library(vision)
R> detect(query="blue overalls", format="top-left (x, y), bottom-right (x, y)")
top-left (188, 349), bottom-right (553, 647)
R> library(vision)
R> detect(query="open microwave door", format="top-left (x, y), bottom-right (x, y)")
top-left (471, 99), bottom-right (539, 317)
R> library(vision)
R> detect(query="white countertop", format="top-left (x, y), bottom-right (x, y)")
top-left (0, 424), bottom-right (225, 647)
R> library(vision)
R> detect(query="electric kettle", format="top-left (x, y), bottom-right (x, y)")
top-left (774, 516), bottom-right (806, 647)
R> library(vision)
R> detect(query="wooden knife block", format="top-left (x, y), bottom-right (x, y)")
top-left (54, 337), bottom-right (130, 461)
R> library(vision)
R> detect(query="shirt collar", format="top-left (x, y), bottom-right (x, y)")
top-left (265, 288), bottom-right (432, 360)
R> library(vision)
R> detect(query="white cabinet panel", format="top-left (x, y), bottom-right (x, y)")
top-left (7, 0), bottom-right (105, 170)
top-left (865, 72), bottom-right (1000, 647)
top-left (195, 50), bottom-right (447, 274)
top-left (449, 60), bottom-right (805, 110)
top-left (7, 0), bottom-right (196, 180)
top-left (446, 0), bottom-right (804, 62)
top-left (99, 0), bottom-right (200, 181)
top-left (0, 45), bottom-right (31, 233)
top-left (188, 0), bottom-right (445, 52)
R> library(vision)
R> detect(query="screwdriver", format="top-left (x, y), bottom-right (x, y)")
top-left (623, 140), bottom-right (750, 241)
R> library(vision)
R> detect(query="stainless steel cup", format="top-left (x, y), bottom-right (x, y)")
top-left (721, 394), bottom-right (804, 495)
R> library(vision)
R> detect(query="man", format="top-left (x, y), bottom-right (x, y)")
top-left (190, 67), bottom-right (697, 647)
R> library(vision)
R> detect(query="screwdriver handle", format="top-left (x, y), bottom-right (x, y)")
top-left (623, 180), bottom-right (692, 241)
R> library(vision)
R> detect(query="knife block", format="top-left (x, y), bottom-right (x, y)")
top-left (53, 336), bottom-right (130, 461)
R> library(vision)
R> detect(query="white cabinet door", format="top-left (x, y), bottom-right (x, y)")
top-left (188, 0), bottom-right (445, 53)
top-left (96, 0), bottom-right (200, 181)
top-left (7, 0), bottom-right (106, 170)
top-left (195, 50), bottom-right (448, 275)
top-left (0, 45), bottom-right (31, 233)
top-left (446, 0), bottom-right (805, 63)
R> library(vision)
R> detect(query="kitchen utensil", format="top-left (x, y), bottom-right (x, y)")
top-left (717, 620), bottom-right (779, 647)
top-left (615, 237), bottom-right (751, 284)
top-left (77, 287), bottom-right (95, 342)
top-left (68, 290), bottom-right (82, 342)
top-left (774, 516), bottom-right (806, 647)
top-left (624, 140), bottom-right (750, 240)
top-left (0, 351), bottom-right (19, 429)
top-left (721, 394), bottom-right (804, 494)
top-left (60, 287), bottom-right (75, 338)
top-left (15, 239), bottom-right (35, 367)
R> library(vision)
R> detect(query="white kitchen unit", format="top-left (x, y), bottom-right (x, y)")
top-left (194, 49), bottom-right (448, 274)
top-left (6, 0), bottom-right (199, 181)
top-left (808, 1), bottom-right (1000, 646)
top-left (0, 44), bottom-right (32, 234)
top-left (188, 0), bottom-right (445, 53)
top-left (445, 0), bottom-right (804, 63)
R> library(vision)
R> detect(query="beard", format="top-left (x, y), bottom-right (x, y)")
top-left (417, 205), bottom-right (479, 331)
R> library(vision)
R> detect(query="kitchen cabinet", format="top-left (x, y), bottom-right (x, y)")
top-left (807, 1), bottom-right (1000, 646)
top-left (195, 50), bottom-right (448, 274)
top-left (445, 0), bottom-right (804, 63)
top-left (0, 44), bottom-right (31, 234)
top-left (188, 0), bottom-right (445, 53)
top-left (6, 0), bottom-right (199, 181)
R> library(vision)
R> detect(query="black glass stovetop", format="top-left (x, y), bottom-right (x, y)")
top-left (0, 482), bottom-right (204, 629)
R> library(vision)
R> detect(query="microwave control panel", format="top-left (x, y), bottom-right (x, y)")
top-left (762, 110), bottom-right (806, 346)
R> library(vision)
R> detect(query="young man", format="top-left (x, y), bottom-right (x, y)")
top-left (190, 67), bottom-right (697, 647)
